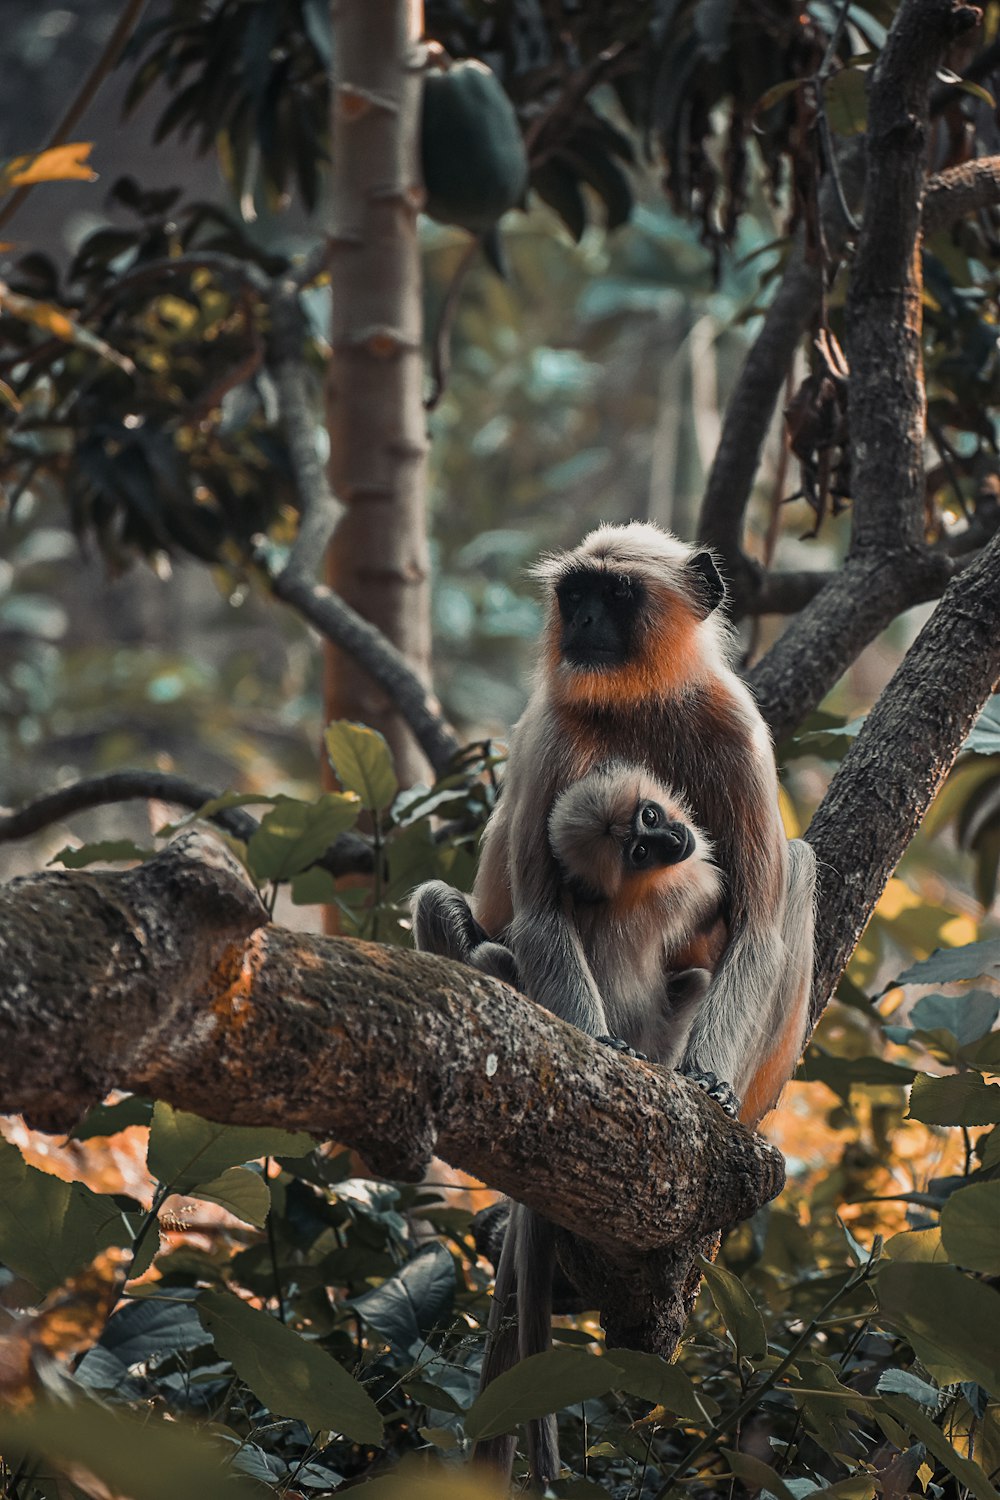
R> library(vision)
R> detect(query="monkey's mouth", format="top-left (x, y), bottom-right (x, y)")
top-left (562, 644), bottom-right (619, 669)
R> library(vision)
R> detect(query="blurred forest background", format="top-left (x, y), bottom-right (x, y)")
top-left (1, 2), bottom-right (1000, 1498)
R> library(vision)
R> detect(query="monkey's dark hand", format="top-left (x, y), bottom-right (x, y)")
top-left (597, 1035), bottom-right (648, 1061)
top-left (683, 1069), bottom-right (741, 1119)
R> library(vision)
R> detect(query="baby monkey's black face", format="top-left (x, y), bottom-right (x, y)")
top-left (624, 800), bottom-right (694, 871)
top-left (555, 569), bottom-right (645, 668)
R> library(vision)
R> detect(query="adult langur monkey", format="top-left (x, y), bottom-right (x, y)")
top-left (413, 762), bottom-right (726, 1484)
top-left (414, 522), bottom-right (817, 1480)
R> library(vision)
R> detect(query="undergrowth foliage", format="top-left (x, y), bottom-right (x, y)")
top-left (1, 721), bottom-right (999, 1498)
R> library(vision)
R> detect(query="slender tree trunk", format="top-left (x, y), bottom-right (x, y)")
top-left (325, 0), bottom-right (432, 787)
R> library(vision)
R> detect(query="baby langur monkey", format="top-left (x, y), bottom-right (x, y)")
top-left (411, 764), bottom-right (724, 1487)
top-left (412, 761), bottom-right (723, 1063)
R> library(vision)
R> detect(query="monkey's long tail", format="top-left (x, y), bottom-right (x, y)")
top-left (473, 1204), bottom-right (560, 1487)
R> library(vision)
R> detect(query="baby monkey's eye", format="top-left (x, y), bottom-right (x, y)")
top-left (631, 842), bottom-right (649, 863)
top-left (640, 804), bottom-right (659, 828)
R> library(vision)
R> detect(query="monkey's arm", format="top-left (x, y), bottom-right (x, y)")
top-left (410, 881), bottom-right (521, 987)
top-left (681, 837), bottom-right (816, 1125)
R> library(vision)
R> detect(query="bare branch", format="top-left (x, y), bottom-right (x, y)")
top-left (0, 771), bottom-right (372, 877)
top-left (695, 145), bottom-right (865, 599)
top-left (807, 524), bottom-right (1000, 1016)
top-left (264, 273), bottom-right (462, 777)
top-left (922, 155), bottom-right (1000, 236)
top-left (0, 833), bottom-right (784, 1353)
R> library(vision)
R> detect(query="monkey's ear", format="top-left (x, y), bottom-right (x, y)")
top-left (686, 551), bottom-right (726, 616)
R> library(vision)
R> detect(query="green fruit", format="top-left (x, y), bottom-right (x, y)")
top-left (421, 58), bottom-right (528, 235)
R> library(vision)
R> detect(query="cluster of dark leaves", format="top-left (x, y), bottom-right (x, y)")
top-left (0, 178), bottom-right (299, 570)
top-left (122, 0), bottom-right (863, 256)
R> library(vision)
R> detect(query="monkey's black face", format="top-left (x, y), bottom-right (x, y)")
top-left (624, 801), bottom-right (694, 871)
top-left (555, 569), bottom-right (645, 668)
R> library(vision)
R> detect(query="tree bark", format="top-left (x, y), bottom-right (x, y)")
top-left (0, 833), bottom-right (784, 1355)
top-left (324, 0), bottom-right (432, 786)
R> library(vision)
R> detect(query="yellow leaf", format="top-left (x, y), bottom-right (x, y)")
top-left (0, 142), bottom-right (96, 191)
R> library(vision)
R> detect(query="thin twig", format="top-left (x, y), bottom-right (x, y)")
top-left (0, 0), bottom-right (150, 233)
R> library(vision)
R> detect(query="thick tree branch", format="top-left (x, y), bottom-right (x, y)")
top-left (847, 0), bottom-right (980, 557)
top-left (0, 771), bottom-right (373, 877)
top-left (806, 525), bottom-right (1000, 1015)
top-left (0, 832), bottom-right (783, 1355)
top-left (922, 155), bottom-right (1000, 236)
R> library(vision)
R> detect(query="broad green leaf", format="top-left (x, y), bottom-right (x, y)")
top-left (877, 1263), bottom-right (1000, 1392)
top-left (350, 1454), bottom-right (508, 1496)
top-left (604, 1348), bottom-right (718, 1420)
top-left (799, 1050), bottom-right (915, 1101)
top-left (147, 1103), bottom-right (313, 1193)
top-left (883, 1227), bottom-right (947, 1263)
top-left (187, 1166), bottom-right (271, 1228)
top-left (198, 1289), bottom-right (383, 1443)
top-left (908, 1072), bottom-right (1000, 1126)
top-left (908, 991), bottom-right (1000, 1045)
top-left (886, 938), bottom-right (1000, 991)
top-left (882, 1393), bottom-right (1000, 1500)
top-left (754, 78), bottom-right (801, 115)
top-left (350, 1243), bottom-right (456, 1353)
top-left (463, 1347), bottom-right (620, 1441)
top-left (98, 1294), bottom-right (212, 1366)
top-left (0, 1397), bottom-right (263, 1500)
top-left (720, 1449), bottom-right (799, 1500)
top-left (403, 1379), bottom-right (464, 1415)
top-left (699, 1256), bottom-right (768, 1362)
top-left (246, 792), bottom-right (360, 883)
top-left (49, 839), bottom-right (154, 869)
top-left (824, 67), bottom-right (868, 135)
top-left (964, 696), bottom-right (1000, 755)
top-left (73, 1094), bottom-right (153, 1140)
top-left (876, 1369), bottom-right (943, 1409)
top-left (0, 1138), bottom-right (130, 1293)
top-left (325, 721), bottom-right (399, 811)
top-left (941, 1181), bottom-right (1000, 1273)
top-left (290, 866), bottom-right (340, 905)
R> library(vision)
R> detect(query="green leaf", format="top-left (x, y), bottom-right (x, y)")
top-left (877, 1263), bottom-right (1000, 1392)
top-left (147, 1103), bottom-right (314, 1193)
top-left (908, 991), bottom-right (1000, 1045)
top-left (800, 1050), bottom-right (916, 1101)
top-left (882, 1393), bottom-right (1000, 1500)
top-left (49, 839), bottom-right (154, 869)
top-left (604, 1348), bottom-right (718, 1420)
top-left (0, 1398), bottom-right (264, 1500)
top-left (876, 1369), bottom-right (943, 1409)
top-left (73, 1094), bottom-right (154, 1140)
top-left (324, 721), bottom-right (398, 812)
top-left (698, 1257), bottom-right (767, 1362)
top-left (908, 1072), bottom-right (1000, 1126)
top-left (824, 67), bottom-right (868, 135)
top-left (0, 1139), bottom-right (130, 1294)
top-left (187, 1166), bottom-right (271, 1228)
top-left (941, 1181), bottom-right (1000, 1273)
top-left (463, 1348), bottom-right (620, 1441)
top-left (199, 1289), bottom-right (384, 1443)
top-left (754, 78), bottom-right (801, 114)
top-left (886, 937), bottom-right (1000, 991)
top-left (290, 866), bottom-right (340, 905)
top-left (964, 696), bottom-right (1000, 755)
top-left (349, 1244), bottom-right (456, 1353)
top-left (246, 792), bottom-right (360, 882)
top-left (720, 1449), bottom-right (799, 1500)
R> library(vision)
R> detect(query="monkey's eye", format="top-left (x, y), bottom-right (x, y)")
top-left (640, 805), bottom-right (659, 828)
top-left (612, 576), bottom-right (631, 598)
top-left (565, 588), bottom-right (582, 604)
top-left (630, 842), bottom-right (649, 864)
